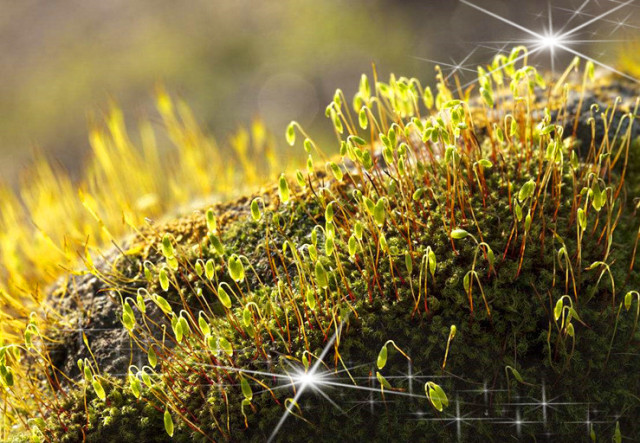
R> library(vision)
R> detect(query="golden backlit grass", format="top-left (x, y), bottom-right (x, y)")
top-left (0, 86), bottom-right (283, 341)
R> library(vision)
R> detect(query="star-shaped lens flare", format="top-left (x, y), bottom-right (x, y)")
top-left (268, 322), bottom-right (345, 442)
top-left (460, 0), bottom-right (639, 83)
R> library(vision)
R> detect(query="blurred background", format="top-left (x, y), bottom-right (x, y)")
top-left (1, 0), bottom-right (638, 184)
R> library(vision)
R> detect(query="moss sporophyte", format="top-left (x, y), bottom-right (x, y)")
top-left (3, 47), bottom-right (640, 441)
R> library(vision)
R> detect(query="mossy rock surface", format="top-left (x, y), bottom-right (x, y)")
top-left (23, 73), bottom-right (640, 442)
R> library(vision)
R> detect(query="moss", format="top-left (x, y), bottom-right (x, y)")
top-left (10, 377), bottom-right (188, 443)
top-left (17, 59), bottom-right (640, 442)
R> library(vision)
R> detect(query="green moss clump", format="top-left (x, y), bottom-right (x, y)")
top-left (19, 52), bottom-right (640, 442)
